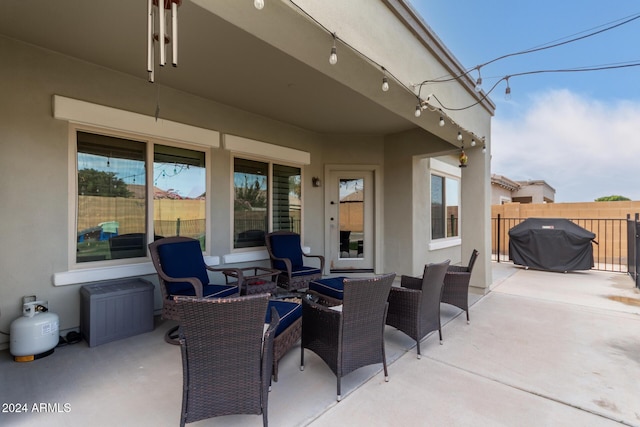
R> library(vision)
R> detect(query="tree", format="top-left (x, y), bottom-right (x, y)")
top-left (78, 168), bottom-right (132, 197)
top-left (234, 175), bottom-right (267, 210)
top-left (594, 195), bottom-right (630, 202)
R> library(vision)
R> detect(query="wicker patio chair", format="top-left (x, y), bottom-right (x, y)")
top-left (386, 260), bottom-right (450, 358)
top-left (442, 249), bottom-right (478, 323)
top-left (175, 294), bottom-right (279, 427)
top-left (300, 273), bottom-right (396, 401)
top-left (265, 231), bottom-right (325, 291)
top-left (148, 236), bottom-right (239, 344)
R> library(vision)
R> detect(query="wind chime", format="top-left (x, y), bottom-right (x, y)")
top-left (147, 0), bottom-right (182, 83)
top-left (459, 145), bottom-right (468, 168)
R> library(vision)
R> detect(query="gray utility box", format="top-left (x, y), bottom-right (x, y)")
top-left (80, 278), bottom-right (155, 347)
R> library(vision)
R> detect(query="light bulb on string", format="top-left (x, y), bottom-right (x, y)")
top-left (414, 105), bottom-right (422, 117)
top-left (475, 68), bottom-right (482, 92)
top-left (439, 117), bottom-right (445, 127)
top-left (482, 144), bottom-right (487, 154)
top-left (457, 131), bottom-right (463, 141)
top-left (329, 34), bottom-right (338, 65)
top-left (254, 0), bottom-right (264, 10)
top-left (381, 67), bottom-right (389, 92)
top-left (504, 77), bottom-right (512, 100)
top-left (471, 139), bottom-right (476, 147)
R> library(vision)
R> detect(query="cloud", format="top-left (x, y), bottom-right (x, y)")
top-left (492, 89), bottom-right (640, 202)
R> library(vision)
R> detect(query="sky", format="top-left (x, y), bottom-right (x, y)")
top-left (408, 0), bottom-right (640, 202)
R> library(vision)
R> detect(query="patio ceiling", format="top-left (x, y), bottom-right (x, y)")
top-left (0, 0), bottom-right (428, 136)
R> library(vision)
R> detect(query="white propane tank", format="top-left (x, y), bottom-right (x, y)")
top-left (10, 301), bottom-right (59, 362)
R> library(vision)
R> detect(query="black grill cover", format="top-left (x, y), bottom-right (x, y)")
top-left (508, 218), bottom-right (595, 272)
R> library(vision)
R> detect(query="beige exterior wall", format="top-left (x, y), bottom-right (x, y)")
top-left (0, 37), bottom-right (328, 343)
top-left (492, 186), bottom-right (513, 205)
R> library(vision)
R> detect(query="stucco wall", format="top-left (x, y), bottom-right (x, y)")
top-left (0, 36), bottom-right (330, 345)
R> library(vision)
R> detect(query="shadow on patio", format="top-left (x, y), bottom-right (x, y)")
top-left (1, 263), bottom-right (639, 426)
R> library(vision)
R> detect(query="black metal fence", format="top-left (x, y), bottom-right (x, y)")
top-left (627, 213), bottom-right (640, 288)
top-left (492, 215), bottom-right (631, 273)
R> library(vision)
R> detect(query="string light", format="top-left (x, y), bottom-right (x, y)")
top-left (457, 131), bottom-right (463, 141)
top-left (254, 0), bottom-right (265, 10)
top-left (381, 67), bottom-right (389, 92)
top-left (329, 33), bottom-right (338, 65)
top-left (474, 69), bottom-right (482, 92)
top-left (471, 138), bottom-right (476, 147)
top-left (280, 1), bottom-right (640, 154)
top-left (504, 77), bottom-right (512, 100)
top-left (284, 0), bottom-right (486, 149)
top-left (416, 13), bottom-right (640, 90)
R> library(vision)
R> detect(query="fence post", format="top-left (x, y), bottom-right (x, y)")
top-left (176, 218), bottom-right (181, 236)
top-left (627, 214), bottom-right (632, 278)
top-left (496, 214), bottom-right (501, 263)
top-left (636, 213), bottom-right (640, 289)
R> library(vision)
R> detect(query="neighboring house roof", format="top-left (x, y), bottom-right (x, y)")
top-left (491, 174), bottom-right (521, 192)
top-left (491, 174), bottom-right (556, 203)
top-left (515, 179), bottom-right (557, 193)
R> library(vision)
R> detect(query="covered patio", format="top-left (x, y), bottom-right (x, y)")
top-left (2, 264), bottom-right (638, 426)
top-left (0, 0), bottom-right (494, 353)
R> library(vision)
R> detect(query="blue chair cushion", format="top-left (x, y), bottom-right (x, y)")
top-left (266, 300), bottom-right (302, 336)
top-left (309, 277), bottom-right (347, 301)
top-left (291, 266), bottom-right (322, 278)
top-left (157, 240), bottom-right (211, 295)
top-left (270, 234), bottom-right (304, 270)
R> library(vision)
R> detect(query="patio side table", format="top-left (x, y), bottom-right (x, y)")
top-left (223, 267), bottom-right (279, 295)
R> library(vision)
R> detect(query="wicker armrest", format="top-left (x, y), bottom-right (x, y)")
top-left (400, 275), bottom-right (422, 290)
top-left (306, 289), bottom-right (342, 307)
top-left (272, 256), bottom-right (293, 274)
top-left (447, 265), bottom-right (469, 273)
top-left (389, 286), bottom-right (420, 296)
top-left (387, 286), bottom-right (421, 311)
top-left (303, 297), bottom-right (341, 315)
top-left (165, 276), bottom-right (204, 297)
top-left (444, 271), bottom-right (472, 288)
top-left (303, 253), bottom-right (326, 271)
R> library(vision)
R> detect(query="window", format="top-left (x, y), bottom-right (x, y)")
top-left (431, 174), bottom-right (460, 239)
top-left (76, 130), bottom-right (207, 263)
top-left (233, 157), bottom-right (301, 249)
top-left (272, 164), bottom-right (301, 232)
top-left (153, 145), bottom-right (206, 249)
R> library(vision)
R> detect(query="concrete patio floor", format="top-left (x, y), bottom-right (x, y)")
top-left (1, 263), bottom-right (639, 426)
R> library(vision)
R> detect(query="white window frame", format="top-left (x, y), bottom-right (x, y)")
top-left (428, 158), bottom-right (462, 250)
top-left (224, 134), bottom-right (309, 264)
top-left (52, 96), bottom-right (220, 286)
